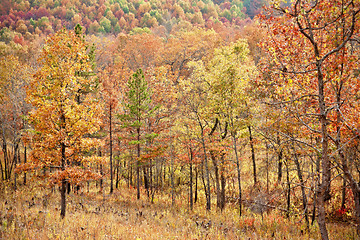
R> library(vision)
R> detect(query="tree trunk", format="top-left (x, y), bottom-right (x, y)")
top-left (115, 157), bottom-right (120, 189)
top-left (143, 167), bottom-right (149, 198)
top-left (67, 181), bottom-right (71, 194)
top-left (248, 126), bottom-right (257, 185)
top-left (14, 144), bottom-right (19, 191)
top-left (109, 103), bottom-right (113, 194)
top-left (129, 156), bottom-right (133, 188)
top-left (195, 166), bottom-right (198, 203)
top-left (276, 133), bottom-right (283, 183)
top-left (292, 143), bottom-right (309, 229)
top-left (210, 151), bottom-right (221, 209)
top-left (266, 141), bottom-right (269, 193)
top-left (318, 89), bottom-right (330, 240)
top-left (286, 163), bottom-right (290, 218)
top-left (341, 177), bottom-right (346, 209)
top-left (220, 157), bottom-right (226, 211)
top-left (278, 149), bottom-right (283, 183)
top-left (171, 157), bottom-right (175, 206)
top-left (149, 159), bottom-right (153, 202)
top-left (200, 126), bottom-right (211, 211)
top-left (23, 145), bottom-right (27, 185)
top-left (189, 149), bottom-right (193, 210)
top-left (137, 127), bottom-right (140, 200)
top-left (232, 134), bottom-right (242, 216)
top-left (1, 126), bottom-right (8, 180)
top-left (99, 150), bottom-right (103, 193)
top-left (100, 163), bottom-right (103, 192)
top-left (200, 163), bottom-right (208, 205)
top-left (60, 142), bottom-right (66, 219)
top-left (0, 139), bottom-right (4, 180)
top-left (311, 152), bottom-right (320, 225)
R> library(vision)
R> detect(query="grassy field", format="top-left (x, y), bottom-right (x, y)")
top-left (0, 180), bottom-right (357, 240)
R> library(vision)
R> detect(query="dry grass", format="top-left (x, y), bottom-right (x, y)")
top-left (0, 180), bottom-right (357, 240)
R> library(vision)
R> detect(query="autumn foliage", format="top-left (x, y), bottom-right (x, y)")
top-left (1, 0), bottom-right (360, 239)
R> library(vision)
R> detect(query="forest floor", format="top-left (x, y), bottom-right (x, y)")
top-left (0, 181), bottom-right (358, 240)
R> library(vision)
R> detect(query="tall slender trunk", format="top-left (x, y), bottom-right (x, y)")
top-left (115, 158), bottom-right (120, 189)
top-left (129, 158), bottom-right (132, 188)
top-left (189, 148), bottom-right (193, 210)
top-left (150, 160), bottom-right (153, 197)
top-left (60, 111), bottom-right (67, 219)
top-left (278, 149), bottom-right (283, 183)
top-left (266, 141), bottom-right (269, 193)
top-left (109, 103), bottom-right (113, 194)
top-left (210, 151), bottom-right (221, 209)
top-left (311, 152), bottom-right (320, 225)
top-left (1, 121), bottom-right (8, 180)
top-left (0, 138), bottom-right (4, 180)
top-left (200, 162), bottom-right (208, 205)
top-left (248, 126), bottom-right (257, 185)
top-left (99, 150), bottom-right (103, 192)
top-left (232, 134), bottom-right (242, 216)
top-left (200, 125), bottom-right (211, 211)
top-left (292, 143), bottom-right (309, 229)
top-left (341, 176), bottom-right (346, 209)
top-left (23, 145), bottom-right (27, 185)
top-left (195, 166), bottom-right (198, 203)
top-left (60, 141), bottom-right (66, 219)
top-left (286, 163), bottom-right (290, 218)
top-left (171, 157), bottom-right (175, 206)
top-left (13, 143), bottom-right (19, 191)
top-left (143, 167), bottom-right (149, 197)
top-left (277, 133), bottom-right (283, 183)
top-left (137, 127), bottom-right (140, 200)
top-left (220, 154), bottom-right (226, 211)
top-left (317, 61), bottom-right (330, 240)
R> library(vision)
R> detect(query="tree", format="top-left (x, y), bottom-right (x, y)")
top-left (22, 28), bottom-right (103, 219)
top-left (0, 55), bottom-right (31, 183)
top-left (119, 69), bottom-right (158, 200)
top-left (188, 39), bottom-right (256, 213)
top-left (180, 61), bottom-right (212, 211)
top-left (259, 0), bottom-right (360, 238)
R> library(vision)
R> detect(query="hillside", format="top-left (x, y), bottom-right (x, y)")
top-left (1, 1), bottom-right (359, 240)
top-left (0, 0), bottom-right (265, 44)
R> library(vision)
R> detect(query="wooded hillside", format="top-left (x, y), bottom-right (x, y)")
top-left (1, 0), bottom-right (360, 239)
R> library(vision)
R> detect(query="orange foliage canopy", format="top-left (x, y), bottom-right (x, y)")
top-left (18, 28), bottom-right (104, 185)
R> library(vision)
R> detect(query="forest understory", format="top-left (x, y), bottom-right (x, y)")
top-left (0, 176), bottom-right (357, 240)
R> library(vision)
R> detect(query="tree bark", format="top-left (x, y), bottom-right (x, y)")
top-left (210, 151), bottom-right (221, 209)
top-left (248, 126), bottom-right (257, 185)
top-left (189, 149), bottom-right (193, 210)
top-left (220, 160), bottom-right (226, 211)
top-left (171, 156), bottom-right (175, 206)
top-left (23, 145), bottom-right (27, 185)
top-left (286, 163), bottom-right (290, 218)
top-left (292, 143), bottom-right (309, 229)
top-left (317, 61), bottom-right (330, 240)
top-left (13, 144), bottom-right (19, 191)
top-left (109, 103), bottom-right (113, 194)
top-left (195, 166), bottom-right (198, 203)
top-left (60, 141), bottom-right (66, 219)
top-left (137, 126), bottom-right (140, 200)
top-left (200, 124), bottom-right (211, 211)
top-left (232, 134), bottom-right (242, 216)
top-left (143, 167), bottom-right (149, 197)
top-left (277, 149), bottom-right (283, 183)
